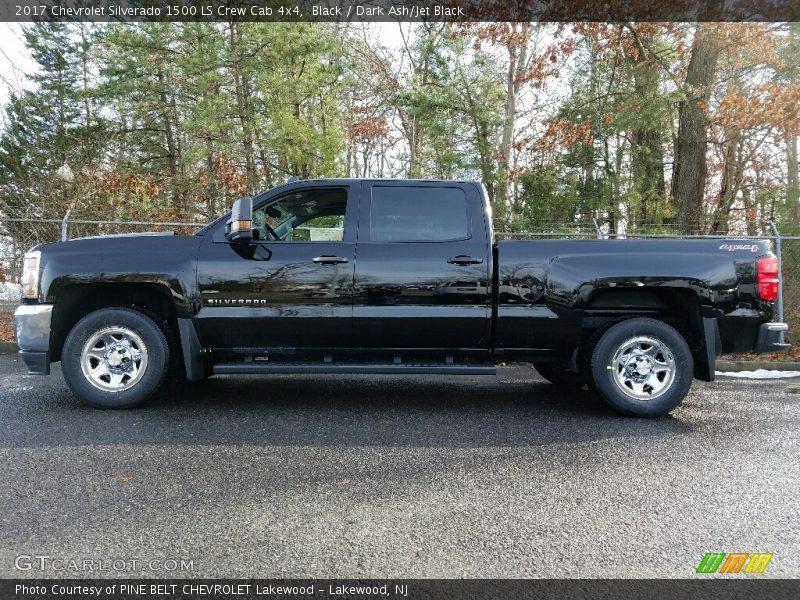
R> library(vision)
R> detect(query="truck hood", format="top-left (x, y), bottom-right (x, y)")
top-left (32, 230), bottom-right (202, 258)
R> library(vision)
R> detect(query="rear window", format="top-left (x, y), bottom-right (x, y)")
top-left (370, 186), bottom-right (470, 242)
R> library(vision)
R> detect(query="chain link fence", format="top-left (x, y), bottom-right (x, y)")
top-left (1, 214), bottom-right (798, 348)
top-left (781, 238), bottom-right (800, 345)
top-left (0, 214), bottom-right (206, 341)
top-left (0, 214), bottom-right (206, 282)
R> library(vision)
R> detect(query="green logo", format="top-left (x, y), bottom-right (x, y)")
top-left (696, 552), bottom-right (773, 574)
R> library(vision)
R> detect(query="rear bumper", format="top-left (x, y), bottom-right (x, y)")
top-left (754, 322), bottom-right (790, 354)
top-left (13, 304), bottom-right (53, 375)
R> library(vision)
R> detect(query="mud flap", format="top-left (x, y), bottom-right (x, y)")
top-left (695, 317), bottom-right (720, 382)
top-left (177, 318), bottom-right (205, 382)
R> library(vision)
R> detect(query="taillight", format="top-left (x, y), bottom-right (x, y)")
top-left (757, 255), bottom-right (779, 302)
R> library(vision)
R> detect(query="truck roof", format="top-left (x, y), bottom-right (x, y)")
top-left (292, 178), bottom-right (481, 185)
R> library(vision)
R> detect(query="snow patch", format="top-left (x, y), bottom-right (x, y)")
top-left (716, 369), bottom-right (800, 379)
top-left (0, 282), bottom-right (21, 303)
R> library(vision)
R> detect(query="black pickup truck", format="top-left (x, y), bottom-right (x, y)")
top-left (14, 178), bottom-right (788, 416)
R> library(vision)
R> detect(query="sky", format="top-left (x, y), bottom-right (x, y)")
top-left (0, 23), bottom-right (37, 109)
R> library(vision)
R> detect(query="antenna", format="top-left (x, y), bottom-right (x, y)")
top-left (287, 175), bottom-right (300, 184)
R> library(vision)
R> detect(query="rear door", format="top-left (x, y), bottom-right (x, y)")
top-left (353, 181), bottom-right (491, 350)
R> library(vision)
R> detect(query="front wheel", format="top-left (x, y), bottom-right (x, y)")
top-left (589, 318), bottom-right (693, 417)
top-left (61, 308), bottom-right (170, 409)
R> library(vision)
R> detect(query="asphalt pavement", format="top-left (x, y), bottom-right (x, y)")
top-left (0, 353), bottom-right (797, 578)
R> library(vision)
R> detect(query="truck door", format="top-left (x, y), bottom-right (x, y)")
top-left (353, 181), bottom-right (491, 350)
top-left (195, 182), bottom-right (358, 352)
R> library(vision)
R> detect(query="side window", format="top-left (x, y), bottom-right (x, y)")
top-left (253, 188), bottom-right (347, 241)
top-left (370, 186), bottom-right (470, 242)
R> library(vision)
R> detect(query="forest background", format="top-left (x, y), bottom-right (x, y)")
top-left (0, 21), bottom-right (799, 347)
top-left (1, 21), bottom-right (798, 235)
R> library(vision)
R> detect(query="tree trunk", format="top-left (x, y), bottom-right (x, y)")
top-left (79, 24), bottom-right (91, 128)
top-left (628, 29), bottom-right (665, 226)
top-left (745, 187), bottom-right (758, 236)
top-left (155, 66), bottom-right (181, 210)
top-left (630, 76), bottom-right (664, 224)
top-left (632, 127), bottom-right (665, 225)
top-left (408, 119), bottom-right (419, 176)
top-left (497, 23), bottom-right (530, 219)
top-left (461, 74), bottom-right (496, 204)
top-left (787, 132), bottom-right (799, 228)
top-left (260, 147), bottom-right (273, 188)
top-left (228, 22), bottom-right (257, 194)
top-left (205, 144), bottom-right (217, 219)
top-left (709, 134), bottom-right (740, 234)
top-left (672, 24), bottom-right (720, 234)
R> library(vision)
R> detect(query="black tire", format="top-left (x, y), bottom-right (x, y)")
top-left (589, 317), bottom-right (693, 417)
top-left (580, 327), bottom-right (607, 395)
top-left (61, 308), bottom-right (170, 409)
top-left (533, 362), bottom-right (586, 388)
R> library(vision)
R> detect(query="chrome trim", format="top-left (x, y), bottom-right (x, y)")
top-left (755, 322), bottom-right (791, 353)
top-left (14, 304), bottom-right (54, 316)
top-left (14, 304), bottom-right (54, 352)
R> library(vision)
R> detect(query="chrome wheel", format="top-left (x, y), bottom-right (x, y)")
top-left (80, 327), bottom-right (149, 392)
top-left (610, 335), bottom-right (675, 400)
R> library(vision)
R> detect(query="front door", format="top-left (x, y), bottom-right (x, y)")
top-left (195, 183), bottom-right (358, 352)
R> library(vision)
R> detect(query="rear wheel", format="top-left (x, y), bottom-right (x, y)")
top-left (62, 308), bottom-right (170, 409)
top-left (533, 362), bottom-right (586, 388)
top-left (589, 317), bottom-right (693, 417)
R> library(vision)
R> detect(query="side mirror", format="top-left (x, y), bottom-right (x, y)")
top-left (225, 197), bottom-right (254, 242)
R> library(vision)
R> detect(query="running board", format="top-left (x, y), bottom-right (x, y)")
top-left (212, 363), bottom-right (497, 376)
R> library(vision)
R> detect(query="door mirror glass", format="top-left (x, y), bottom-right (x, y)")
top-left (225, 197), bottom-right (254, 242)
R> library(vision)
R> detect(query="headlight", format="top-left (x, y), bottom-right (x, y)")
top-left (20, 250), bottom-right (41, 299)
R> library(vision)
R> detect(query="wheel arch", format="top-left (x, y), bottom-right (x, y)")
top-left (49, 283), bottom-right (179, 363)
top-left (580, 287), bottom-right (716, 381)
top-left (587, 316), bottom-right (695, 417)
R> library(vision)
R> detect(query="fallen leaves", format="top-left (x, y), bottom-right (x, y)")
top-left (0, 308), bottom-right (13, 342)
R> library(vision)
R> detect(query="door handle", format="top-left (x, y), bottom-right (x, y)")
top-left (313, 255), bottom-right (348, 264)
top-left (447, 255), bottom-right (483, 265)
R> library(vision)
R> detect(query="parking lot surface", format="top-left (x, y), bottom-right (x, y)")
top-left (0, 353), bottom-right (797, 578)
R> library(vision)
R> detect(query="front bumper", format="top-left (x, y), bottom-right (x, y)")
top-left (13, 304), bottom-right (53, 375)
top-left (754, 322), bottom-right (790, 354)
